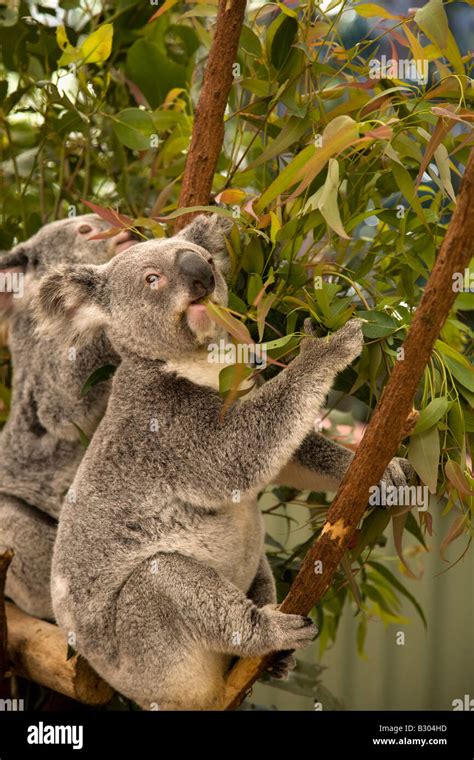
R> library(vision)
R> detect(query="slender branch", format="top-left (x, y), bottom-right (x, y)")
top-left (222, 148), bottom-right (474, 710)
top-left (175, 0), bottom-right (247, 230)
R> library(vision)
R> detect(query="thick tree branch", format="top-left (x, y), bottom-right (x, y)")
top-left (175, 0), bottom-right (247, 230)
top-left (223, 149), bottom-right (474, 709)
top-left (5, 603), bottom-right (113, 705)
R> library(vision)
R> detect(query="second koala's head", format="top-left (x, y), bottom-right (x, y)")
top-left (0, 214), bottom-right (138, 317)
top-left (37, 215), bottom-right (232, 362)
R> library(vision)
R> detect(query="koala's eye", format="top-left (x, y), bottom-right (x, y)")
top-left (145, 273), bottom-right (161, 289)
top-left (78, 224), bottom-right (93, 235)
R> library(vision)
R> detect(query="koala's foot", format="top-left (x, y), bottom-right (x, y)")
top-left (266, 649), bottom-right (296, 680)
top-left (376, 457), bottom-right (416, 509)
top-left (261, 605), bottom-right (317, 651)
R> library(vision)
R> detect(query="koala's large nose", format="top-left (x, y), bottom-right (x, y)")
top-left (179, 251), bottom-right (215, 300)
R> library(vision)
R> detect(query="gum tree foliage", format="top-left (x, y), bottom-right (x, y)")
top-left (0, 0), bottom-right (473, 691)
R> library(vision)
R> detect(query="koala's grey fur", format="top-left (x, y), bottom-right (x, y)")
top-left (40, 215), bottom-right (412, 709)
top-left (0, 215), bottom-right (137, 619)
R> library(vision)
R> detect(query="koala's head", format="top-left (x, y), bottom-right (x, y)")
top-left (37, 215), bottom-right (232, 361)
top-left (0, 214), bottom-right (138, 316)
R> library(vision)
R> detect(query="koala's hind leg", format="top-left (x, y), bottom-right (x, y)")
top-left (112, 552), bottom-right (316, 710)
top-left (0, 494), bottom-right (56, 620)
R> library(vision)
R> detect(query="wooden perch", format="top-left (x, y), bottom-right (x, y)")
top-left (223, 148), bottom-right (474, 709)
top-left (175, 0), bottom-right (247, 230)
top-left (5, 602), bottom-right (113, 705)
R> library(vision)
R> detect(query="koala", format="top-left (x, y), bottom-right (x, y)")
top-left (39, 215), bottom-right (412, 710)
top-left (0, 214), bottom-right (138, 619)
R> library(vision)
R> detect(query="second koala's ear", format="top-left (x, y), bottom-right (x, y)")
top-left (175, 214), bottom-right (233, 271)
top-left (36, 263), bottom-right (109, 339)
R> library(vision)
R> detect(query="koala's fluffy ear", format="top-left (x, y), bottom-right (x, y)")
top-left (36, 264), bottom-right (109, 340)
top-left (175, 214), bottom-right (233, 272)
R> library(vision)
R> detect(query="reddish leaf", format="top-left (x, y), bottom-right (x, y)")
top-left (420, 510), bottom-right (433, 536)
top-left (445, 460), bottom-right (474, 496)
top-left (81, 199), bottom-right (134, 229)
top-left (440, 513), bottom-right (468, 561)
top-left (87, 227), bottom-right (122, 240)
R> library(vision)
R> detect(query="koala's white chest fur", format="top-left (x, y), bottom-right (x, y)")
top-left (164, 348), bottom-right (256, 394)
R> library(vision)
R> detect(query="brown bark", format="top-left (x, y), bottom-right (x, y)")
top-left (5, 602), bottom-right (114, 705)
top-left (0, 549), bottom-right (14, 696)
top-left (175, 0), bottom-right (247, 231)
top-left (223, 149), bottom-right (474, 709)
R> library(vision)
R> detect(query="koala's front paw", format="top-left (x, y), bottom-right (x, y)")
top-left (327, 319), bottom-right (364, 365)
top-left (266, 649), bottom-right (296, 680)
top-left (302, 318), bottom-right (364, 371)
top-left (262, 605), bottom-right (317, 651)
top-left (376, 457), bottom-right (415, 509)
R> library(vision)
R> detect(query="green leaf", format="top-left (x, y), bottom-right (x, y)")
top-left (110, 108), bottom-right (156, 151)
top-left (80, 23), bottom-right (113, 65)
top-left (56, 26), bottom-right (81, 66)
top-left (126, 39), bottom-right (188, 109)
top-left (404, 511), bottom-right (428, 549)
top-left (354, 3), bottom-right (398, 18)
top-left (241, 238), bottom-right (264, 275)
top-left (239, 24), bottom-right (261, 57)
top-left (218, 363), bottom-right (253, 397)
top-left (304, 159), bottom-right (349, 239)
top-left (356, 309), bottom-right (399, 339)
top-left (350, 508), bottom-right (391, 559)
top-left (390, 161), bottom-right (426, 225)
top-left (81, 364), bottom-right (117, 397)
top-left (367, 561), bottom-right (427, 627)
top-left (413, 396), bottom-right (448, 434)
top-left (246, 116), bottom-right (309, 169)
top-left (267, 14), bottom-right (298, 70)
top-left (414, 0), bottom-right (448, 50)
top-left (256, 145), bottom-right (316, 212)
top-left (263, 333), bottom-right (300, 360)
top-left (72, 423), bottom-right (90, 449)
top-left (443, 356), bottom-right (474, 392)
top-left (247, 273), bottom-right (263, 306)
top-left (408, 427), bottom-right (440, 494)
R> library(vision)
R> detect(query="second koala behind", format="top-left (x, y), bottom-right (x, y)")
top-left (39, 216), bottom-right (366, 710)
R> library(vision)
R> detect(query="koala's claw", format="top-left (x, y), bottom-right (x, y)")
top-left (266, 649), bottom-right (296, 680)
